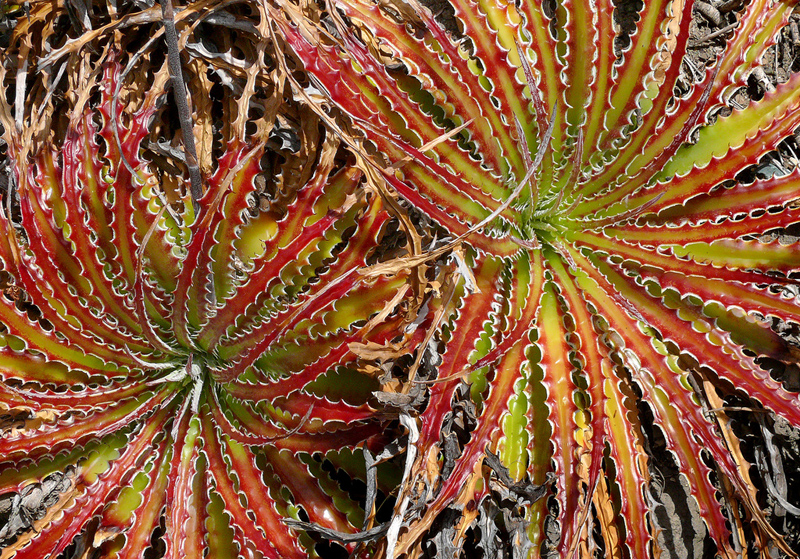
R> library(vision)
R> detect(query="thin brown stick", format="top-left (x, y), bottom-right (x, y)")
top-left (160, 0), bottom-right (203, 208)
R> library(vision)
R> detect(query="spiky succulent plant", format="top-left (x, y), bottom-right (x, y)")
top-left (272, 0), bottom-right (800, 556)
top-left (0, 2), bottom-right (421, 557)
top-left (3, 0), bottom-right (800, 557)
